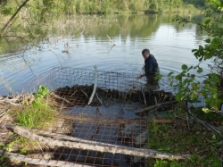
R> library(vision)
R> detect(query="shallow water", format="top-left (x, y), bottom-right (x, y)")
top-left (0, 14), bottom-right (209, 95)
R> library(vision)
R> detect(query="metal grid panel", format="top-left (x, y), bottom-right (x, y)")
top-left (25, 67), bottom-right (174, 93)
top-left (17, 67), bottom-right (176, 167)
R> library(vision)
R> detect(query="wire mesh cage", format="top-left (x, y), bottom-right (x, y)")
top-left (4, 67), bottom-right (178, 167)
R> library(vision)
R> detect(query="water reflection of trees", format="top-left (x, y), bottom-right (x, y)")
top-left (0, 14), bottom-right (205, 56)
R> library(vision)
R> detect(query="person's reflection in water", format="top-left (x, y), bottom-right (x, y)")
top-left (137, 49), bottom-right (160, 90)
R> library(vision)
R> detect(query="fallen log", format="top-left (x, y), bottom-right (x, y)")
top-left (0, 149), bottom-right (92, 167)
top-left (7, 125), bottom-right (190, 160)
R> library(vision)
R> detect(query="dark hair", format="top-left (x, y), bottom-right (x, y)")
top-left (142, 49), bottom-right (150, 55)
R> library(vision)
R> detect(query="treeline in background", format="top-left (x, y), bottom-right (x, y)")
top-left (0, 0), bottom-right (205, 16)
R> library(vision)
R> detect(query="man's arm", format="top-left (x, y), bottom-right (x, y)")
top-left (137, 73), bottom-right (146, 79)
top-left (137, 64), bottom-right (153, 79)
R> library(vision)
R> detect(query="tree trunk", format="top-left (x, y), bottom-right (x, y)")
top-left (0, 0), bottom-right (30, 37)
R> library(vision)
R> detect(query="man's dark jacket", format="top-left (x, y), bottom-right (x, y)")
top-left (145, 54), bottom-right (158, 78)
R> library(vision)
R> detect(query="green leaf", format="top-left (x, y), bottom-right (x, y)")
top-left (192, 49), bottom-right (197, 53)
top-left (211, 37), bottom-right (221, 47)
top-left (204, 19), bottom-right (211, 25)
top-left (213, 93), bottom-right (218, 99)
top-left (176, 93), bottom-right (182, 101)
top-left (181, 64), bottom-right (188, 70)
top-left (168, 72), bottom-right (174, 76)
top-left (197, 68), bottom-right (203, 73)
top-left (204, 38), bottom-right (211, 43)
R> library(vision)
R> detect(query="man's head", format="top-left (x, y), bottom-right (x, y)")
top-left (142, 49), bottom-right (150, 59)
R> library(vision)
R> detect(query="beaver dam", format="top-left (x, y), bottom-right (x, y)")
top-left (0, 67), bottom-right (189, 167)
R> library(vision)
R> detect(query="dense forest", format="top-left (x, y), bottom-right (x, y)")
top-left (0, 0), bottom-right (204, 15)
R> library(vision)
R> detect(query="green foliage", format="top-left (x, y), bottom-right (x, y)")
top-left (182, 0), bottom-right (205, 7)
top-left (16, 85), bottom-right (55, 129)
top-left (169, 67), bottom-right (222, 108)
top-left (148, 116), bottom-right (222, 167)
top-left (0, 155), bottom-right (5, 161)
top-left (171, 0), bottom-right (223, 112)
top-left (0, 0), bottom-right (201, 17)
top-left (32, 85), bottom-right (50, 108)
top-left (155, 74), bottom-right (163, 81)
top-left (153, 156), bottom-right (222, 167)
top-left (154, 159), bottom-right (169, 167)
top-left (16, 101), bottom-right (56, 128)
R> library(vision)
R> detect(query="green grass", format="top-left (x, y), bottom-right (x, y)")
top-left (2, 99), bottom-right (57, 163)
top-left (16, 101), bottom-right (56, 129)
top-left (147, 110), bottom-right (222, 167)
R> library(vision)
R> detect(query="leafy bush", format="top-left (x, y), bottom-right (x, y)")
top-left (170, 0), bottom-right (223, 113)
top-left (168, 65), bottom-right (222, 109)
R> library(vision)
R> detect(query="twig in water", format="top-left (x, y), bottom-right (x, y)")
top-left (80, 89), bottom-right (88, 98)
top-left (107, 34), bottom-right (115, 46)
top-left (96, 93), bottom-right (102, 105)
top-left (71, 90), bottom-right (78, 97)
top-left (88, 66), bottom-right (98, 105)
top-left (107, 45), bottom-right (115, 54)
top-left (95, 107), bottom-right (102, 117)
top-left (50, 93), bottom-right (71, 104)
top-left (91, 124), bottom-right (100, 140)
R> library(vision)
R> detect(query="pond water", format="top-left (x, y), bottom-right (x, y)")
top-left (0, 14), bottom-right (209, 95)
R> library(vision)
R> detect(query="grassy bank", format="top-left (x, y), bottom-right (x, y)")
top-left (0, 86), bottom-right (57, 158)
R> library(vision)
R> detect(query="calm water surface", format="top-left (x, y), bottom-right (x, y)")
top-left (0, 14), bottom-right (209, 95)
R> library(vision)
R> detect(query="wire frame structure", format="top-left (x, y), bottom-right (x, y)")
top-left (9, 67), bottom-right (177, 167)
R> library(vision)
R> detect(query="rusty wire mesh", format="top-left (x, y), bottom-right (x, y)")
top-left (9, 67), bottom-right (176, 167)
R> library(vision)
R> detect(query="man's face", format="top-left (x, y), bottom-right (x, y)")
top-left (142, 53), bottom-right (149, 59)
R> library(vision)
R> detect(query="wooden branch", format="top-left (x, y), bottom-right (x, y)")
top-left (136, 101), bottom-right (177, 115)
top-left (0, 150), bottom-right (92, 167)
top-left (88, 66), bottom-right (98, 105)
top-left (7, 125), bottom-right (190, 160)
top-left (50, 92), bottom-right (71, 104)
top-left (96, 93), bottom-right (103, 105)
top-left (0, 0), bottom-right (30, 37)
top-left (80, 89), bottom-right (89, 98)
top-left (0, 94), bottom-right (34, 106)
top-left (189, 116), bottom-right (223, 137)
top-left (31, 128), bottom-right (115, 147)
top-left (107, 34), bottom-right (115, 46)
top-left (56, 115), bottom-right (174, 125)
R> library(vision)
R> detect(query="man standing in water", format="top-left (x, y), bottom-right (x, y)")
top-left (137, 49), bottom-right (160, 89)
